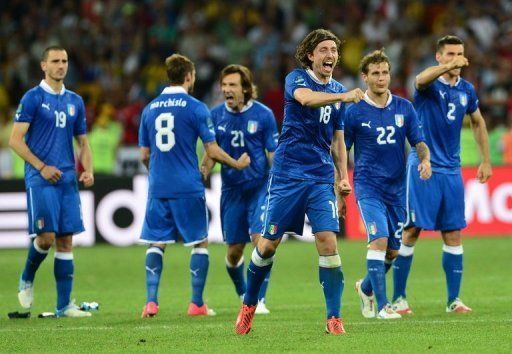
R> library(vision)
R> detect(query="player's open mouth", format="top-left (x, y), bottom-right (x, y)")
top-left (323, 61), bottom-right (334, 70)
top-left (225, 94), bottom-right (235, 103)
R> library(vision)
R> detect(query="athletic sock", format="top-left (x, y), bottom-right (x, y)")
top-left (442, 244), bottom-right (463, 304)
top-left (392, 244), bottom-right (414, 301)
top-left (21, 239), bottom-right (49, 283)
top-left (54, 252), bottom-right (74, 311)
top-left (226, 256), bottom-right (246, 297)
top-left (145, 246), bottom-right (164, 304)
top-left (258, 270), bottom-right (271, 302)
top-left (319, 254), bottom-right (344, 318)
top-left (190, 248), bottom-right (209, 307)
top-left (361, 257), bottom-right (393, 295)
top-left (366, 250), bottom-right (388, 311)
top-left (244, 248), bottom-right (274, 306)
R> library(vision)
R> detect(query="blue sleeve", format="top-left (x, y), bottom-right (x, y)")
top-left (413, 81), bottom-right (437, 103)
top-left (73, 97), bottom-right (87, 136)
top-left (405, 103), bottom-right (424, 147)
top-left (334, 102), bottom-right (345, 131)
top-left (196, 104), bottom-right (216, 144)
top-left (466, 85), bottom-right (479, 114)
top-left (285, 70), bottom-right (311, 98)
top-left (138, 108), bottom-right (149, 147)
top-left (344, 106), bottom-right (355, 150)
top-left (264, 110), bottom-right (279, 152)
top-left (15, 91), bottom-right (39, 123)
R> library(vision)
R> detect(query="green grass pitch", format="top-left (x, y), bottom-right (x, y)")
top-left (0, 237), bottom-right (511, 352)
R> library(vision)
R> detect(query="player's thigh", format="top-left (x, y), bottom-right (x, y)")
top-left (247, 182), bottom-right (268, 237)
top-left (58, 182), bottom-right (85, 236)
top-left (140, 198), bottom-right (177, 244)
top-left (357, 198), bottom-right (389, 244)
top-left (406, 163), bottom-right (442, 230)
top-left (306, 182), bottom-right (340, 234)
top-left (438, 172), bottom-right (466, 231)
top-left (171, 197), bottom-right (208, 246)
top-left (27, 185), bottom-right (60, 236)
top-left (221, 189), bottom-right (250, 245)
top-left (262, 175), bottom-right (309, 240)
top-left (385, 204), bottom-right (407, 251)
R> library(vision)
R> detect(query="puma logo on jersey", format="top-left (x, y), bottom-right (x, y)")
top-left (361, 121), bottom-right (371, 128)
top-left (218, 126), bottom-right (226, 132)
top-left (439, 91), bottom-right (447, 99)
top-left (41, 103), bottom-right (50, 110)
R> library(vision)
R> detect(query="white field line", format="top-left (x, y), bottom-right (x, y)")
top-left (0, 318), bottom-right (511, 333)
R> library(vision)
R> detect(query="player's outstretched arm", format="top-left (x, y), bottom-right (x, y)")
top-left (75, 134), bottom-right (94, 187)
top-left (415, 142), bottom-right (432, 180)
top-left (204, 141), bottom-right (250, 170)
top-left (294, 88), bottom-right (365, 108)
top-left (200, 154), bottom-right (216, 181)
top-left (469, 109), bottom-right (492, 183)
top-left (9, 122), bottom-right (63, 183)
top-left (416, 56), bottom-right (469, 90)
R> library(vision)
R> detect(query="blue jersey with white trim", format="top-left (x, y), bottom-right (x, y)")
top-left (14, 81), bottom-right (87, 188)
top-left (271, 68), bottom-right (346, 183)
top-left (211, 100), bottom-right (278, 190)
top-left (345, 94), bottom-right (424, 205)
top-left (139, 86), bottom-right (215, 198)
top-left (410, 77), bottom-right (478, 173)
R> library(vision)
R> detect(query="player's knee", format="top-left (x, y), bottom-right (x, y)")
top-left (257, 238), bottom-right (278, 258)
top-left (195, 240), bottom-right (209, 249)
top-left (36, 233), bottom-right (55, 250)
top-left (227, 245), bottom-right (244, 265)
top-left (402, 227), bottom-right (420, 246)
top-left (55, 237), bottom-right (73, 252)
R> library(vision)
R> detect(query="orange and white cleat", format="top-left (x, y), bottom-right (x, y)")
top-left (187, 303), bottom-right (216, 316)
top-left (325, 316), bottom-right (346, 335)
top-left (392, 296), bottom-right (413, 315)
top-left (235, 304), bottom-right (256, 335)
top-left (141, 301), bottom-right (159, 318)
top-left (446, 298), bottom-right (472, 313)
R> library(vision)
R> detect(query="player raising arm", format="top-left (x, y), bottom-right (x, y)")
top-left (392, 35), bottom-right (492, 315)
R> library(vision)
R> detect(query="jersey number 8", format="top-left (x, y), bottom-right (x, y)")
top-left (155, 113), bottom-right (175, 152)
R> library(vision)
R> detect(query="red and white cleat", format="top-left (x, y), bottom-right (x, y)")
top-left (187, 303), bottom-right (216, 316)
top-left (235, 304), bottom-right (256, 335)
top-left (392, 296), bottom-right (413, 315)
top-left (325, 316), bottom-right (346, 335)
top-left (141, 301), bottom-right (159, 318)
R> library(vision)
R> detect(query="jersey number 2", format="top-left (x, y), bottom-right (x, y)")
top-left (376, 126), bottom-right (396, 145)
top-left (155, 113), bottom-right (175, 152)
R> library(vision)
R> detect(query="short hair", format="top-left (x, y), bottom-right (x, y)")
top-left (41, 46), bottom-right (66, 61)
top-left (359, 49), bottom-right (391, 74)
top-left (295, 29), bottom-right (343, 69)
top-left (165, 54), bottom-right (195, 85)
top-left (220, 64), bottom-right (257, 103)
top-left (436, 35), bottom-right (464, 52)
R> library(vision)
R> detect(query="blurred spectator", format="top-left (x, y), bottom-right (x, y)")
top-left (88, 103), bottom-right (122, 175)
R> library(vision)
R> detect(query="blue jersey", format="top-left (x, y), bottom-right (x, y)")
top-left (271, 68), bottom-right (346, 183)
top-left (14, 80), bottom-right (87, 188)
top-left (139, 86), bottom-right (215, 198)
top-left (211, 100), bottom-right (278, 190)
top-left (345, 94), bottom-right (424, 206)
top-left (410, 77), bottom-right (478, 173)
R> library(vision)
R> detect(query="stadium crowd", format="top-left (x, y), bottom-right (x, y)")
top-left (1, 0), bottom-right (512, 177)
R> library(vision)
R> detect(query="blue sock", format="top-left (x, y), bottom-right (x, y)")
top-left (392, 244), bottom-right (415, 301)
top-left (145, 247), bottom-right (164, 304)
top-left (54, 252), bottom-right (74, 311)
top-left (226, 256), bottom-right (246, 297)
top-left (21, 239), bottom-right (49, 283)
top-left (244, 248), bottom-right (274, 306)
top-left (442, 245), bottom-right (463, 304)
top-left (319, 255), bottom-right (344, 318)
top-left (367, 250), bottom-right (388, 311)
top-left (360, 259), bottom-right (392, 295)
top-left (258, 271), bottom-right (271, 302)
top-left (190, 248), bottom-right (209, 307)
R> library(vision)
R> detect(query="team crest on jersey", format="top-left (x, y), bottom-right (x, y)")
top-left (368, 222), bottom-right (377, 235)
top-left (459, 93), bottom-right (467, 107)
top-left (247, 120), bottom-right (258, 134)
top-left (67, 104), bottom-right (76, 116)
top-left (268, 223), bottom-right (278, 235)
top-left (394, 114), bottom-right (404, 127)
top-left (334, 102), bottom-right (341, 110)
top-left (36, 218), bottom-right (45, 230)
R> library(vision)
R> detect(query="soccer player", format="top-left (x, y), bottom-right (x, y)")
top-left (201, 64), bottom-right (279, 314)
top-left (345, 50), bottom-right (431, 320)
top-left (139, 54), bottom-right (251, 318)
top-left (234, 29), bottom-right (365, 335)
top-left (9, 46), bottom-right (94, 317)
top-left (392, 36), bottom-right (492, 314)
